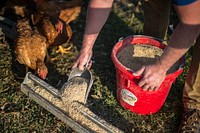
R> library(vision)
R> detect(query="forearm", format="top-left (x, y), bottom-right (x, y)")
top-left (156, 1), bottom-right (200, 71)
top-left (157, 22), bottom-right (200, 71)
top-left (81, 0), bottom-right (113, 53)
top-left (135, 1), bottom-right (200, 91)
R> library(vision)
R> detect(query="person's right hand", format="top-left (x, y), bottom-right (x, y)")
top-left (133, 60), bottom-right (167, 91)
top-left (72, 49), bottom-right (92, 71)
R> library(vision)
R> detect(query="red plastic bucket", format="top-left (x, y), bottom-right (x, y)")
top-left (111, 35), bottom-right (183, 115)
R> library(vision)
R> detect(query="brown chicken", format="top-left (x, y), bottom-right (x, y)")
top-left (32, 12), bottom-right (73, 55)
top-left (32, 0), bottom-right (82, 55)
top-left (0, 0), bottom-right (36, 21)
top-left (58, 1), bottom-right (82, 24)
top-left (34, 0), bottom-right (82, 20)
top-left (15, 18), bottom-right (48, 79)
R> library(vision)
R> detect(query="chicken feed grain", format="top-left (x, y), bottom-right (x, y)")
top-left (116, 44), bottom-right (180, 74)
top-left (30, 77), bottom-right (122, 133)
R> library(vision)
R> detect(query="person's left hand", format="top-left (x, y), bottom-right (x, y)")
top-left (133, 63), bottom-right (167, 91)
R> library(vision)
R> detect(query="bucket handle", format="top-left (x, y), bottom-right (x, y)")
top-left (118, 35), bottom-right (165, 43)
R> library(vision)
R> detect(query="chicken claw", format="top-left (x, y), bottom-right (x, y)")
top-left (55, 43), bottom-right (73, 55)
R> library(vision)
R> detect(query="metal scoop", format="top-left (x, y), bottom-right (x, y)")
top-left (62, 56), bottom-right (93, 104)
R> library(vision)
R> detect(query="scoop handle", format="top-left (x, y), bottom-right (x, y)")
top-left (85, 55), bottom-right (92, 68)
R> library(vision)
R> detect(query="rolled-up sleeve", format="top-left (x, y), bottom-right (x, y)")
top-left (174, 0), bottom-right (196, 6)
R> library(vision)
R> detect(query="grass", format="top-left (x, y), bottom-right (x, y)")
top-left (0, 0), bottom-right (191, 132)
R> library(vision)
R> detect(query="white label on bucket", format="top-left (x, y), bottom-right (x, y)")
top-left (120, 89), bottom-right (137, 106)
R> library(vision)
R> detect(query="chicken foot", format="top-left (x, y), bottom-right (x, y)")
top-left (55, 42), bottom-right (73, 56)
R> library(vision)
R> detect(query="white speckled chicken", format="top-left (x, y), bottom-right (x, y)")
top-left (14, 18), bottom-right (48, 79)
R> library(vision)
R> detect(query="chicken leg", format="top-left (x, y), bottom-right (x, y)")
top-left (55, 43), bottom-right (73, 56)
top-left (55, 24), bottom-right (73, 55)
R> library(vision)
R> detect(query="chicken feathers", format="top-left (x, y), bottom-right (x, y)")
top-left (15, 18), bottom-right (48, 79)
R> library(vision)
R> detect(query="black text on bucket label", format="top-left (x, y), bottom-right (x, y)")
top-left (120, 89), bottom-right (137, 106)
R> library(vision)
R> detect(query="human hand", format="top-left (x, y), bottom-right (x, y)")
top-left (133, 63), bottom-right (167, 91)
top-left (72, 49), bottom-right (92, 71)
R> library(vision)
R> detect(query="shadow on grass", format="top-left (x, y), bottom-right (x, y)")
top-left (70, 3), bottom-right (141, 131)
top-left (84, 10), bottom-right (143, 132)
